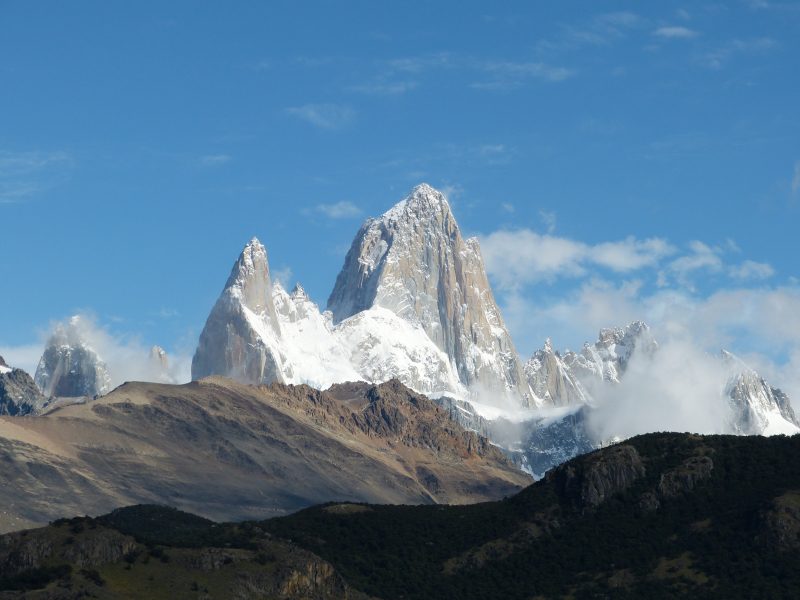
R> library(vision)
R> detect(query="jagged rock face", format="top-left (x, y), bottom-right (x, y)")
top-left (722, 350), bottom-right (799, 435)
top-left (192, 238), bottom-right (287, 385)
top-left (34, 317), bottom-right (111, 398)
top-left (328, 183), bottom-right (529, 402)
top-left (0, 367), bottom-right (49, 416)
top-left (562, 321), bottom-right (657, 386)
top-left (525, 339), bottom-right (588, 407)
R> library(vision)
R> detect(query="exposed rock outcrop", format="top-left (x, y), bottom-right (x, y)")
top-left (658, 455), bottom-right (715, 499)
top-left (548, 444), bottom-right (645, 510)
top-left (760, 491), bottom-right (800, 551)
top-left (0, 366), bottom-right (48, 415)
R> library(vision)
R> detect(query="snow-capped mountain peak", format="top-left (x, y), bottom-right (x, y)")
top-left (380, 182), bottom-right (452, 225)
top-left (327, 183), bottom-right (530, 403)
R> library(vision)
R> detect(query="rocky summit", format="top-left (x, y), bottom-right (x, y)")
top-left (33, 316), bottom-right (111, 399)
top-left (328, 183), bottom-right (529, 401)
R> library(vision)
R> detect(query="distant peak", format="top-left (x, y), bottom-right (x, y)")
top-left (544, 338), bottom-right (553, 352)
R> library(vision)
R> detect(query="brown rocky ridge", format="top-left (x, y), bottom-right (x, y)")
top-left (0, 376), bottom-right (530, 533)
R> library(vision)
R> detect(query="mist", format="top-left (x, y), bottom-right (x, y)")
top-left (41, 314), bottom-right (192, 389)
top-left (586, 336), bottom-right (732, 442)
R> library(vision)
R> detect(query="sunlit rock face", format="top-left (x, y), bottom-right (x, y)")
top-left (328, 183), bottom-right (530, 403)
top-left (192, 238), bottom-right (287, 385)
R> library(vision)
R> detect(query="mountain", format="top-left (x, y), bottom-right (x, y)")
top-left (263, 432), bottom-right (800, 599)
top-left (0, 361), bottom-right (48, 416)
top-left (560, 320), bottom-right (658, 388)
top-left (192, 185), bottom-right (527, 402)
top-left (722, 350), bottom-right (799, 435)
top-left (503, 323), bottom-right (800, 476)
top-left (328, 183), bottom-right (529, 402)
top-left (192, 238), bottom-right (286, 385)
top-left (9, 433), bottom-right (799, 599)
top-left (524, 338), bottom-right (588, 407)
top-left (33, 316), bottom-right (111, 398)
top-left (0, 376), bottom-right (529, 533)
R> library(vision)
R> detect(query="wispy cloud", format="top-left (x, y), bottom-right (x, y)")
top-left (312, 201), bottom-right (361, 219)
top-left (536, 11), bottom-right (644, 54)
top-left (349, 80), bottom-right (418, 95)
top-left (539, 210), bottom-right (557, 233)
top-left (271, 266), bottom-right (293, 288)
top-left (388, 53), bottom-right (453, 73)
top-left (473, 61), bottom-right (574, 89)
top-left (792, 161), bottom-right (800, 194)
top-left (0, 150), bottom-right (73, 203)
top-left (286, 103), bottom-right (356, 129)
top-left (701, 37), bottom-right (777, 69)
top-left (729, 260), bottom-right (775, 281)
top-left (479, 229), bottom-right (675, 289)
top-left (653, 26), bottom-right (699, 39)
top-left (199, 154), bottom-right (232, 167)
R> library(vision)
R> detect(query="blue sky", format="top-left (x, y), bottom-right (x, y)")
top-left (1, 1), bottom-right (799, 393)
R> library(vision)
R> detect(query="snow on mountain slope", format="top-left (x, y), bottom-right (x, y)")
top-left (561, 321), bottom-right (658, 387)
top-left (193, 234), bottom-right (466, 397)
top-left (272, 282), bottom-right (362, 389)
top-left (721, 350), bottom-right (799, 435)
top-left (327, 183), bottom-right (530, 403)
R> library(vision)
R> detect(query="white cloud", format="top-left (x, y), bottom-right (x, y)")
top-left (350, 80), bottom-right (418, 95)
top-left (729, 259), bottom-right (775, 281)
top-left (588, 338), bottom-right (730, 440)
top-left (439, 184), bottom-right (464, 201)
top-left (653, 26), bottom-right (699, 39)
top-left (479, 229), bottom-right (675, 289)
top-left (701, 37), bottom-right (777, 69)
top-left (473, 61), bottom-right (574, 90)
top-left (792, 161), bottom-right (800, 194)
top-left (0, 150), bottom-right (73, 202)
top-left (662, 241), bottom-right (723, 288)
top-left (388, 53), bottom-right (453, 73)
top-left (199, 154), bottom-right (232, 166)
top-left (539, 210), bottom-right (556, 232)
top-left (286, 104), bottom-right (356, 129)
top-left (502, 202), bottom-right (515, 213)
top-left (313, 201), bottom-right (362, 219)
top-left (271, 266), bottom-right (294, 289)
